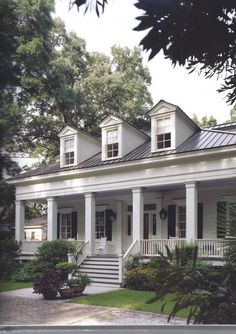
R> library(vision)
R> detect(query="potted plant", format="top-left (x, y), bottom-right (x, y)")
top-left (66, 273), bottom-right (91, 296)
top-left (33, 268), bottom-right (64, 300)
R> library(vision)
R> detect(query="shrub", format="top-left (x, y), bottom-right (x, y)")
top-left (124, 267), bottom-right (156, 291)
top-left (124, 253), bottom-right (145, 271)
top-left (36, 240), bottom-right (76, 267)
top-left (0, 240), bottom-right (21, 279)
top-left (13, 260), bottom-right (46, 282)
top-left (33, 268), bottom-right (64, 300)
top-left (55, 262), bottom-right (77, 281)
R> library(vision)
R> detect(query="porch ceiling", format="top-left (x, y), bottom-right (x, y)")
top-left (53, 179), bottom-right (236, 203)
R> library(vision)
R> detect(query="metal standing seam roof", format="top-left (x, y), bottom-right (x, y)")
top-left (11, 129), bottom-right (236, 180)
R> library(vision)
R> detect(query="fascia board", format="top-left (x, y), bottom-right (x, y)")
top-left (9, 145), bottom-right (236, 186)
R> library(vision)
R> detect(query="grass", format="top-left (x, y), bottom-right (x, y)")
top-left (0, 280), bottom-right (32, 292)
top-left (71, 288), bottom-right (189, 318)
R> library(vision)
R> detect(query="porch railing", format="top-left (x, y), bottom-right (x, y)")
top-left (196, 239), bottom-right (228, 258)
top-left (68, 240), bottom-right (89, 267)
top-left (140, 239), bottom-right (230, 258)
top-left (140, 239), bottom-right (186, 256)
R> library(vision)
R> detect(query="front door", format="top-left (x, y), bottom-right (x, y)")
top-left (143, 213), bottom-right (149, 239)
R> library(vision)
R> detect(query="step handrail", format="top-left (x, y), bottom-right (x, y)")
top-left (119, 240), bottom-right (139, 282)
top-left (123, 240), bottom-right (138, 261)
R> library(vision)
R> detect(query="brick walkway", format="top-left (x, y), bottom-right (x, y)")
top-left (0, 290), bottom-right (186, 326)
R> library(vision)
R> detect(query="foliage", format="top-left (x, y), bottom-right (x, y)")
top-left (74, 0), bottom-right (236, 104)
top-left (192, 114), bottom-right (217, 127)
top-left (33, 268), bottom-right (64, 299)
top-left (133, 0), bottom-right (236, 104)
top-left (146, 245), bottom-right (236, 324)
top-left (124, 253), bottom-right (145, 272)
top-left (67, 273), bottom-right (91, 288)
top-left (55, 262), bottom-right (77, 281)
top-left (13, 260), bottom-right (46, 282)
top-left (0, 240), bottom-right (21, 278)
top-left (36, 240), bottom-right (76, 267)
top-left (124, 267), bottom-right (155, 291)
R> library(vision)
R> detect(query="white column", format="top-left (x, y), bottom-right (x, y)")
top-left (47, 197), bottom-right (57, 241)
top-left (85, 192), bottom-right (95, 254)
top-left (15, 200), bottom-right (25, 242)
top-left (185, 182), bottom-right (198, 242)
top-left (116, 201), bottom-right (123, 254)
top-left (132, 187), bottom-right (144, 244)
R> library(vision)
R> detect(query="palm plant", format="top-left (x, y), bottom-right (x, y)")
top-left (147, 244), bottom-right (236, 324)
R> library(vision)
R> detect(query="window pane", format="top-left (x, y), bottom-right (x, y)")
top-left (107, 129), bottom-right (118, 144)
top-left (107, 143), bottom-right (119, 158)
top-left (96, 211), bottom-right (106, 239)
top-left (64, 139), bottom-right (74, 152)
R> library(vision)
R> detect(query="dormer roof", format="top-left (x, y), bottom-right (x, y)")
top-left (99, 113), bottom-right (150, 140)
top-left (148, 99), bottom-right (200, 131)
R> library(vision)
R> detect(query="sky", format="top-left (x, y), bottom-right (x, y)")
top-left (55, 0), bottom-right (232, 124)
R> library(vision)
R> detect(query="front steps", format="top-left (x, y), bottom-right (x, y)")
top-left (78, 255), bottom-right (121, 287)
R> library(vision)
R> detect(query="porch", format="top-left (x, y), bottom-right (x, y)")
top-left (20, 237), bottom-right (228, 259)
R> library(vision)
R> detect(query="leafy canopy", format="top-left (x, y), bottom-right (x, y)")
top-left (73, 0), bottom-right (236, 104)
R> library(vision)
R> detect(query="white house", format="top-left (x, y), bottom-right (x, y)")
top-left (9, 100), bottom-right (236, 285)
top-left (24, 215), bottom-right (47, 242)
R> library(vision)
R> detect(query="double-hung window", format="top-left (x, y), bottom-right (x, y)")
top-left (156, 117), bottom-right (171, 149)
top-left (61, 213), bottom-right (72, 239)
top-left (176, 206), bottom-right (186, 238)
top-left (64, 138), bottom-right (75, 165)
top-left (106, 129), bottom-right (119, 158)
top-left (96, 211), bottom-right (106, 239)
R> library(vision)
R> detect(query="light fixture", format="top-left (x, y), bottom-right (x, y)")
top-left (159, 208), bottom-right (167, 220)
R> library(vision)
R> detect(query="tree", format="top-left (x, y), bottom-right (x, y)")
top-left (0, 0), bottom-right (55, 224)
top-left (73, 0), bottom-right (236, 105)
top-left (22, 39), bottom-right (152, 157)
top-left (192, 114), bottom-right (217, 127)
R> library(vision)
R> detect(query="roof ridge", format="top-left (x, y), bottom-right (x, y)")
top-left (201, 128), bottom-right (236, 136)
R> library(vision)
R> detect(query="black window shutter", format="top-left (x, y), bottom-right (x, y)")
top-left (57, 213), bottom-right (60, 239)
top-left (217, 202), bottom-right (227, 238)
top-left (105, 210), bottom-right (112, 241)
top-left (168, 205), bottom-right (176, 238)
top-left (197, 203), bottom-right (203, 239)
top-left (71, 212), bottom-right (78, 239)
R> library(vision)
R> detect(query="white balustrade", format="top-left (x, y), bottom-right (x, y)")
top-left (196, 239), bottom-right (227, 258)
top-left (140, 239), bottom-right (229, 258)
top-left (140, 239), bottom-right (186, 256)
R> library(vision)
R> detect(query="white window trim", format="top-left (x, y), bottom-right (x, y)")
top-left (102, 125), bottom-right (122, 160)
top-left (151, 113), bottom-right (176, 153)
top-left (61, 135), bottom-right (77, 167)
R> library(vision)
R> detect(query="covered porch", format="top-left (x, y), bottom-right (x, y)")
top-left (15, 179), bottom-right (234, 261)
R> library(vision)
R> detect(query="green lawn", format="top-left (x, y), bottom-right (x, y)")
top-left (0, 280), bottom-right (32, 292)
top-left (71, 289), bottom-right (189, 318)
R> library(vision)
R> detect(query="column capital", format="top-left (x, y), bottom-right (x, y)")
top-left (84, 192), bottom-right (96, 199)
top-left (132, 187), bottom-right (144, 194)
top-left (185, 181), bottom-right (198, 189)
top-left (47, 196), bottom-right (57, 202)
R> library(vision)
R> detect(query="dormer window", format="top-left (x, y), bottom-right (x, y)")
top-left (64, 138), bottom-right (75, 165)
top-left (106, 128), bottom-right (119, 158)
top-left (156, 117), bottom-right (171, 149)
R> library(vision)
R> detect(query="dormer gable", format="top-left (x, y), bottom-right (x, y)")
top-left (58, 125), bottom-right (100, 168)
top-left (99, 114), bottom-right (149, 161)
top-left (148, 100), bottom-right (199, 153)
